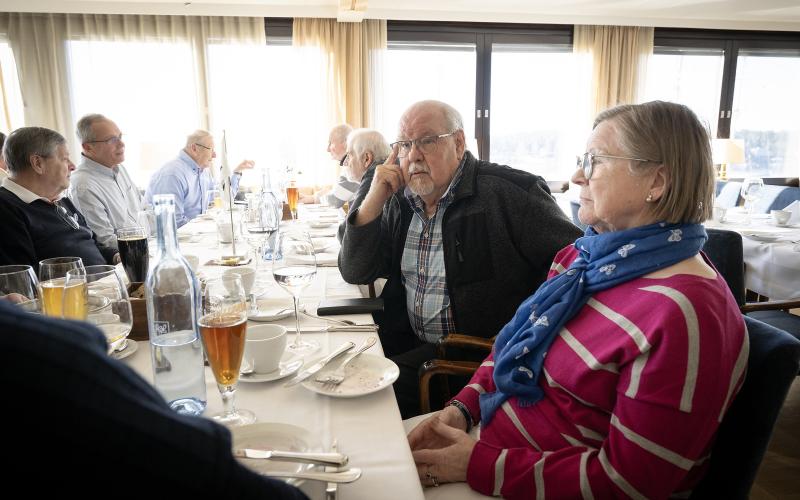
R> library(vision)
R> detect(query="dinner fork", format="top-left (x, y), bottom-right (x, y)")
top-left (316, 336), bottom-right (377, 387)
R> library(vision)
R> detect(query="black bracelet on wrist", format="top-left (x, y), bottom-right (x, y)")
top-left (449, 399), bottom-right (474, 434)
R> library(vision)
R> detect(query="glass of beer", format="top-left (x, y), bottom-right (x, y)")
top-left (117, 226), bottom-right (149, 283)
top-left (0, 265), bottom-right (40, 312)
top-left (38, 257), bottom-right (84, 318)
top-left (286, 183), bottom-right (299, 220)
top-left (65, 265), bottom-right (133, 353)
top-left (199, 276), bottom-right (255, 426)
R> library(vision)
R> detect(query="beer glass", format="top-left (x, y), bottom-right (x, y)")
top-left (117, 226), bottom-right (149, 283)
top-left (0, 265), bottom-right (40, 312)
top-left (38, 257), bottom-right (84, 318)
top-left (199, 276), bottom-right (255, 426)
top-left (272, 230), bottom-right (318, 354)
top-left (65, 265), bottom-right (133, 354)
top-left (286, 183), bottom-right (299, 220)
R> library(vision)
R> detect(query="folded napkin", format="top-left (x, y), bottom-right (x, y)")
top-left (287, 252), bottom-right (338, 267)
top-left (783, 200), bottom-right (800, 225)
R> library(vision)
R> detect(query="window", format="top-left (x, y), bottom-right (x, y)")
top-left (490, 43), bottom-right (583, 180)
top-left (387, 23), bottom-right (575, 182)
top-left (67, 40), bottom-right (200, 188)
top-left (729, 49), bottom-right (800, 177)
top-left (383, 41), bottom-right (476, 147)
top-left (643, 47), bottom-right (725, 137)
top-left (0, 40), bottom-right (24, 132)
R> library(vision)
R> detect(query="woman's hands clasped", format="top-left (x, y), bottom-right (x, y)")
top-left (408, 405), bottom-right (477, 487)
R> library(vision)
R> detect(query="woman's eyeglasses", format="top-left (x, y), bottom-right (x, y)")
top-left (576, 152), bottom-right (660, 181)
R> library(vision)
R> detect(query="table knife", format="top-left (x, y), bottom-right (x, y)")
top-left (284, 342), bottom-right (355, 387)
top-left (233, 449), bottom-right (348, 467)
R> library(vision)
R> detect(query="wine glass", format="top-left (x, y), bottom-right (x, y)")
top-left (241, 194), bottom-right (280, 270)
top-left (199, 276), bottom-right (255, 426)
top-left (38, 256), bottom-right (84, 318)
top-left (65, 265), bottom-right (133, 355)
top-left (740, 177), bottom-right (764, 225)
top-left (0, 265), bottom-right (40, 312)
top-left (272, 230), bottom-right (318, 354)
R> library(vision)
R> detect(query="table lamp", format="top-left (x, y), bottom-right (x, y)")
top-left (712, 138), bottom-right (745, 181)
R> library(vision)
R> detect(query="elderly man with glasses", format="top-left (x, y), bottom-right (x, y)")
top-left (0, 127), bottom-right (119, 271)
top-left (145, 130), bottom-right (254, 227)
top-left (339, 100), bottom-right (582, 418)
top-left (68, 114), bottom-right (143, 247)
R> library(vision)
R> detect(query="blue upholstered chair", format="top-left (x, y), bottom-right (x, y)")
top-left (689, 316), bottom-right (800, 499)
top-left (715, 181), bottom-right (743, 208)
top-left (569, 200), bottom-right (588, 230)
top-left (766, 186), bottom-right (800, 212)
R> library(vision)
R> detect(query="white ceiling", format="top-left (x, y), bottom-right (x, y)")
top-left (1, 0), bottom-right (799, 32)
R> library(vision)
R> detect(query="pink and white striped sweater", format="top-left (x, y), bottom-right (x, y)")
top-left (456, 246), bottom-right (748, 499)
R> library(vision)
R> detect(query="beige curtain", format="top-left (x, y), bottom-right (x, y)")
top-left (0, 12), bottom-right (264, 152)
top-left (293, 18), bottom-right (386, 128)
top-left (574, 25), bottom-right (654, 118)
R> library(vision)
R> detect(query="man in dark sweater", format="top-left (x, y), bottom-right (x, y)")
top-left (339, 100), bottom-right (581, 417)
top-left (0, 298), bottom-right (307, 499)
top-left (0, 127), bottom-right (118, 271)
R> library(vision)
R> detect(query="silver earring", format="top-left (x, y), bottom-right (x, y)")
top-left (646, 193), bottom-right (654, 202)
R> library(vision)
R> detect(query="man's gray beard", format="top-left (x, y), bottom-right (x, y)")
top-left (407, 162), bottom-right (434, 197)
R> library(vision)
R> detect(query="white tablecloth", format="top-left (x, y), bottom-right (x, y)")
top-left (127, 206), bottom-right (424, 500)
top-left (705, 211), bottom-right (800, 300)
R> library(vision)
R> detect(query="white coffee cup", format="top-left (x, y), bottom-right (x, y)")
top-left (770, 209), bottom-right (791, 226)
top-left (243, 324), bottom-right (287, 374)
top-left (713, 206), bottom-right (727, 223)
top-left (223, 267), bottom-right (256, 295)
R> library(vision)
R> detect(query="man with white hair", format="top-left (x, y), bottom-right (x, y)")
top-left (302, 124), bottom-right (359, 208)
top-left (0, 127), bottom-right (119, 270)
top-left (69, 114), bottom-right (143, 247)
top-left (146, 130), bottom-right (254, 227)
top-left (336, 128), bottom-right (390, 240)
top-left (339, 100), bottom-right (581, 417)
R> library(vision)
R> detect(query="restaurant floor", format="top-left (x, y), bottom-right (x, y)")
top-left (752, 378), bottom-right (800, 499)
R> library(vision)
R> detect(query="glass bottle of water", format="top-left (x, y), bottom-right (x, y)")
top-left (145, 194), bottom-right (207, 415)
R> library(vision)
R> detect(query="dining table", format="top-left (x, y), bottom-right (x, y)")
top-left (121, 203), bottom-right (425, 500)
top-left (704, 209), bottom-right (800, 300)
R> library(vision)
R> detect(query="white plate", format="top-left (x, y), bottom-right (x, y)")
top-left (110, 339), bottom-right (138, 361)
top-left (239, 353), bottom-right (303, 383)
top-left (231, 423), bottom-right (319, 486)
top-left (311, 237), bottom-right (337, 253)
top-left (742, 232), bottom-right (782, 242)
top-left (308, 221), bottom-right (334, 229)
top-left (301, 353), bottom-right (399, 398)
top-left (248, 304), bottom-right (306, 322)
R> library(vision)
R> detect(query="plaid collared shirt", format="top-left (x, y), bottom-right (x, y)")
top-left (400, 160), bottom-right (466, 343)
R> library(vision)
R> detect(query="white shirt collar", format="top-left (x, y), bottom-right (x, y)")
top-left (1, 178), bottom-right (52, 204)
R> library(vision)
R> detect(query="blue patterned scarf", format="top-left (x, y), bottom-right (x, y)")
top-left (479, 222), bottom-right (707, 425)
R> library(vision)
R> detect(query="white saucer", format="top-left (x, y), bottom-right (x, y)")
top-left (248, 304), bottom-right (305, 322)
top-left (231, 422), bottom-right (319, 486)
top-left (111, 339), bottom-right (138, 360)
top-left (301, 353), bottom-right (399, 398)
top-left (239, 355), bottom-right (303, 383)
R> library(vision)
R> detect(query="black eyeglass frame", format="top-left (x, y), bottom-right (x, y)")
top-left (86, 135), bottom-right (123, 146)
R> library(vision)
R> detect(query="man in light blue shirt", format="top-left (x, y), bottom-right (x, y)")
top-left (145, 130), bottom-right (253, 227)
top-left (69, 114), bottom-right (143, 247)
